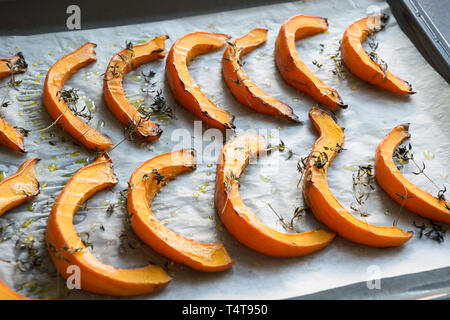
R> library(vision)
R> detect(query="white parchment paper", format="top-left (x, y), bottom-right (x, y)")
top-left (0, 0), bottom-right (449, 299)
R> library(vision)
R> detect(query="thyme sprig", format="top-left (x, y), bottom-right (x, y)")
top-left (109, 118), bottom-right (143, 152)
top-left (413, 220), bottom-right (446, 243)
top-left (286, 142), bottom-right (345, 187)
top-left (125, 41), bottom-right (135, 59)
top-left (352, 165), bottom-right (376, 206)
top-left (289, 207), bottom-right (306, 231)
top-left (331, 41), bottom-right (345, 79)
top-left (47, 242), bottom-right (70, 263)
top-left (323, 143), bottom-right (345, 154)
top-left (223, 40), bottom-right (255, 107)
top-left (305, 144), bottom-right (345, 173)
top-left (394, 143), bottom-right (449, 211)
top-left (224, 41), bottom-right (244, 69)
top-left (138, 89), bottom-right (175, 120)
top-left (220, 170), bottom-right (239, 215)
top-left (267, 203), bottom-right (295, 233)
top-left (350, 164), bottom-right (376, 218)
top-left (102, 62), bottom-right (122, 81)
top-left (267, 204), bottom-right (307, 233)
top-left (0, 56), bottom-right (24, 118)
top-left (102, 41), bottom-right (135, 81)
top-left (367, 36), bottom-right (388, 77)
top-left (311, 151), bottom-right (329, 170)
top-left (275, 140), bottom-right (297, 160)
top-left (224, 170), bottom-right (239, 193)
top-left (151, 169), bottom-right (165, 185)
top-left (56, 88), bottom-right (93, 122)
top-left (296, 155), bottom-right (309, 187)
top-left (15, 236), bottom-right (44, 272)
top-left (41, 88), bottom-right (92, 132)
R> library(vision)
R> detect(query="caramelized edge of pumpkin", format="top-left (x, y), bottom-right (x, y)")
top-left (216, 133), bottom-right (336, 254)
top-left (46, 153), bottom-right (171, 296)
top-left (128, 149), bottom-right (234, 271)
top-left (341, 14), bottom-right (414, 94)
top-left (44, 42), bottom-right (113, 150)
top-left (167, 32), bottom-right (235, 130)
top-left (103, 35), bottom-right (169, 141)
top-left (305, 107), bottom-right (412, 244)
top-left (375, 123), bottom-right (450, 221)
top-left (223, 28), bottom-right (301, 122)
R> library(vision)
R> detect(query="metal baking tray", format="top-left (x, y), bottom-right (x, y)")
top-left (0, 0), bottom-right (449, 300)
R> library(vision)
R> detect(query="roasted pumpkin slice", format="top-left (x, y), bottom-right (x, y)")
top-left (103, 35), bottom-right (168, 142)
top-left (0, 158), bottom-right (39, 216)
top-left (223, 28), bottom-right (300, 122)
top-left (0, 52), bottom-right (27, 80)
top-left (303, 107), bottom-right (412, 247)
top-left (46, 153), bottom-right (171, 296)
top-left (0, 158), bottom-right (38, 299)
top-left (166, 32), bottom-right (235, 130)
top-left (0, 53), bottom-right (28, 152)
top-left (215, 133), bottom-right (335, 257)
top-left (0, 280), bottom-right (28, 300)
top-left (0, 118), bottom-right (25, 153)
top-left (43, 43), bottom-right (113, 151)
top-left (341, 14), bottom-right (414, 94)
top-left (275, 15), bottom-right (346, 111)
top-left (375, 124), bottom-right (450, 223)
top-left (128, 149), bottom-right (233, 272)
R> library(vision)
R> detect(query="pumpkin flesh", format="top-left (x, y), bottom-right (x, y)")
top-left (0, 280), bottom-right (28, 300)
top-left (223, 28), bottom-right (300, 122)
top-left (275, 15), bottom-right (346, 110)
top-left (0, 157), bottom-right (38, 300)
top-left (43, 42), bottom-right (113, 151)
top-left (303, 107), bottom-right (412, 247)
top-left (46, 153), bottom-right (171, 296)
top-left (166, 32), bottom-right (235, 131)
top-left (0, 52), bottom-right (27, 80)
top-left (375, 124), bottom-right (450, 223)
top-left (103, 35), bottom-right (168, 142)
top-left (0, 118), bottom-right (25, 153)
top-left (0, 53), bottom-right (28, 152)
top-left (341, 14), bottom-right (414, 94)
top-left (215, 133), bottom-right (335, 257)
top-left (128, 149), bottom-right (233, 272)
top-left (0, 158), bottom-right (39, 216)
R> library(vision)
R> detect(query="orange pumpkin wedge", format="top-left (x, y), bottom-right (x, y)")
top-left (0, 52), bottom-right (27, 80)
top-left (43, 43), bottom-right (113, 151)
top-left (215, 133), bottom-right (335, 257)
top-left (275, 15), bottom-right (346, 111)
top-left (103, 35), bottom-right (168, 142)
top-left (223, 28), bottom-right (300, 122)
top-left (0, 280), bottom-right (29, 300)
top-left (303, 107), bottom-right (412, 247)
top-left (166, 32), bottom-right (235, 131)
top-left (0, 158), bottom-right (39, 216)
top-left (0, 53), bottom-right (28, 152)
top-left (0, 158), bottom-right (38, 299)
top-left (128, 149), bottom-right (233, 272)
top-left (341, 14), bottom-right (414, 94)
top-left (0, 117), bottom-right (25, 153)
top-left (46, 153), bottom-right (171, 296)
top-left (375, 124), bottom-right (450, 223)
